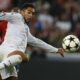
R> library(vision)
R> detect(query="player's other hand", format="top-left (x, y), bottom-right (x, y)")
top-left (57, 48), bottom-right (64, 57)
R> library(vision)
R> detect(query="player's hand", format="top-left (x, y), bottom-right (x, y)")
top-left (57, 48), bottom-right (64, 57)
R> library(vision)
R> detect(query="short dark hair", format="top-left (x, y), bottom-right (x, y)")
top-left (19, 3), bottom-right (35, 10)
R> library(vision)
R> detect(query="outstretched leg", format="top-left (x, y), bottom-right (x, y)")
top-left (0, 51), bottom-right (28, 80)
top-left (0, 50), bottom-right (28, 69)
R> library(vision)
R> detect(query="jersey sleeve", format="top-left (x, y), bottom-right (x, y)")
top-left (27, 27), bottom-right (58, 53)
top-left (0, 12), bottom-right (23, 23)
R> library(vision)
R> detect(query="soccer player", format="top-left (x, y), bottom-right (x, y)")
top-left (0, 3), bottom-right (64, 80)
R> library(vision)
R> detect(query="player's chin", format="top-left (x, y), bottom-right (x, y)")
top-left (27, 18), bottom-right (31, 21)
top-left (26, 20), bottom-right (31, 22)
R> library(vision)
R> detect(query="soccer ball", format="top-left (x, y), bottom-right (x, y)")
top-left (62, 35), bottom-right (80, 52)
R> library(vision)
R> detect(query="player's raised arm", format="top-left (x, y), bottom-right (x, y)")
top-left (0, 12), bottom-right (23, 23)
top-left (27, 26), bottom-right (64, 57)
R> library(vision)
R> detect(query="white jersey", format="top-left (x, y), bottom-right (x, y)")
top-left (0, 12), bottom-right (58, 54)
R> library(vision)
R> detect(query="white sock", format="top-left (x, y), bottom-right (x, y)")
top-left (0, 55), bottom-right (22, 69)
top-left (0, 63), bottom-right (5, 69)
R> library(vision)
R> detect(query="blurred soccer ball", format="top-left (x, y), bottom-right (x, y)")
top-left (62, 35), bottom-right (80, 52)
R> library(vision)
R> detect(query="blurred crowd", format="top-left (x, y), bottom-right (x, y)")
top-left (0, 0), bottom-right (80, 59)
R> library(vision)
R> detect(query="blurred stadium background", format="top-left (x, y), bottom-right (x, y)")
top-left (0, 0), bottom-right (80, 80)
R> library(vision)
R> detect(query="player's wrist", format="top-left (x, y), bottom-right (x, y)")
top-left (49, 48), bottom-right (58, 53)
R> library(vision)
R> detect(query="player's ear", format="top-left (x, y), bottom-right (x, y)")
top-left (20, 10), bottom-right (25, 16)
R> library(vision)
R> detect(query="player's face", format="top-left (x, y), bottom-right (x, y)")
top-left (22, 7), bottom-right (35, 22)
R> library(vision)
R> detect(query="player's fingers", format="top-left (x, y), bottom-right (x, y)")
top-left (60, 50), bottom-right (64, 57)
top-left (62, 49), bottom-right (64, 56)
top-left (60, 53), bottom-right (64, 57)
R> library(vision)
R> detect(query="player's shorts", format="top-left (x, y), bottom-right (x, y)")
top-left (0, 45), bottom-right (20, 79)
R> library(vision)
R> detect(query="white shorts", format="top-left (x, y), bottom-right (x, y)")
top-left (0, 45), bottom-right (19, 79)
top-left (0, 45), bottom-right (18, 61)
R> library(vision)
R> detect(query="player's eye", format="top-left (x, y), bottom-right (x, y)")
top-left (28, 11), bottom-right (32, 14)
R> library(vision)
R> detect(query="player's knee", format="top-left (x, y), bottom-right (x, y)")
top-left (8, 51), bottom-right (28, 62)
top-left (20, 53), bottom-right (29, 62)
